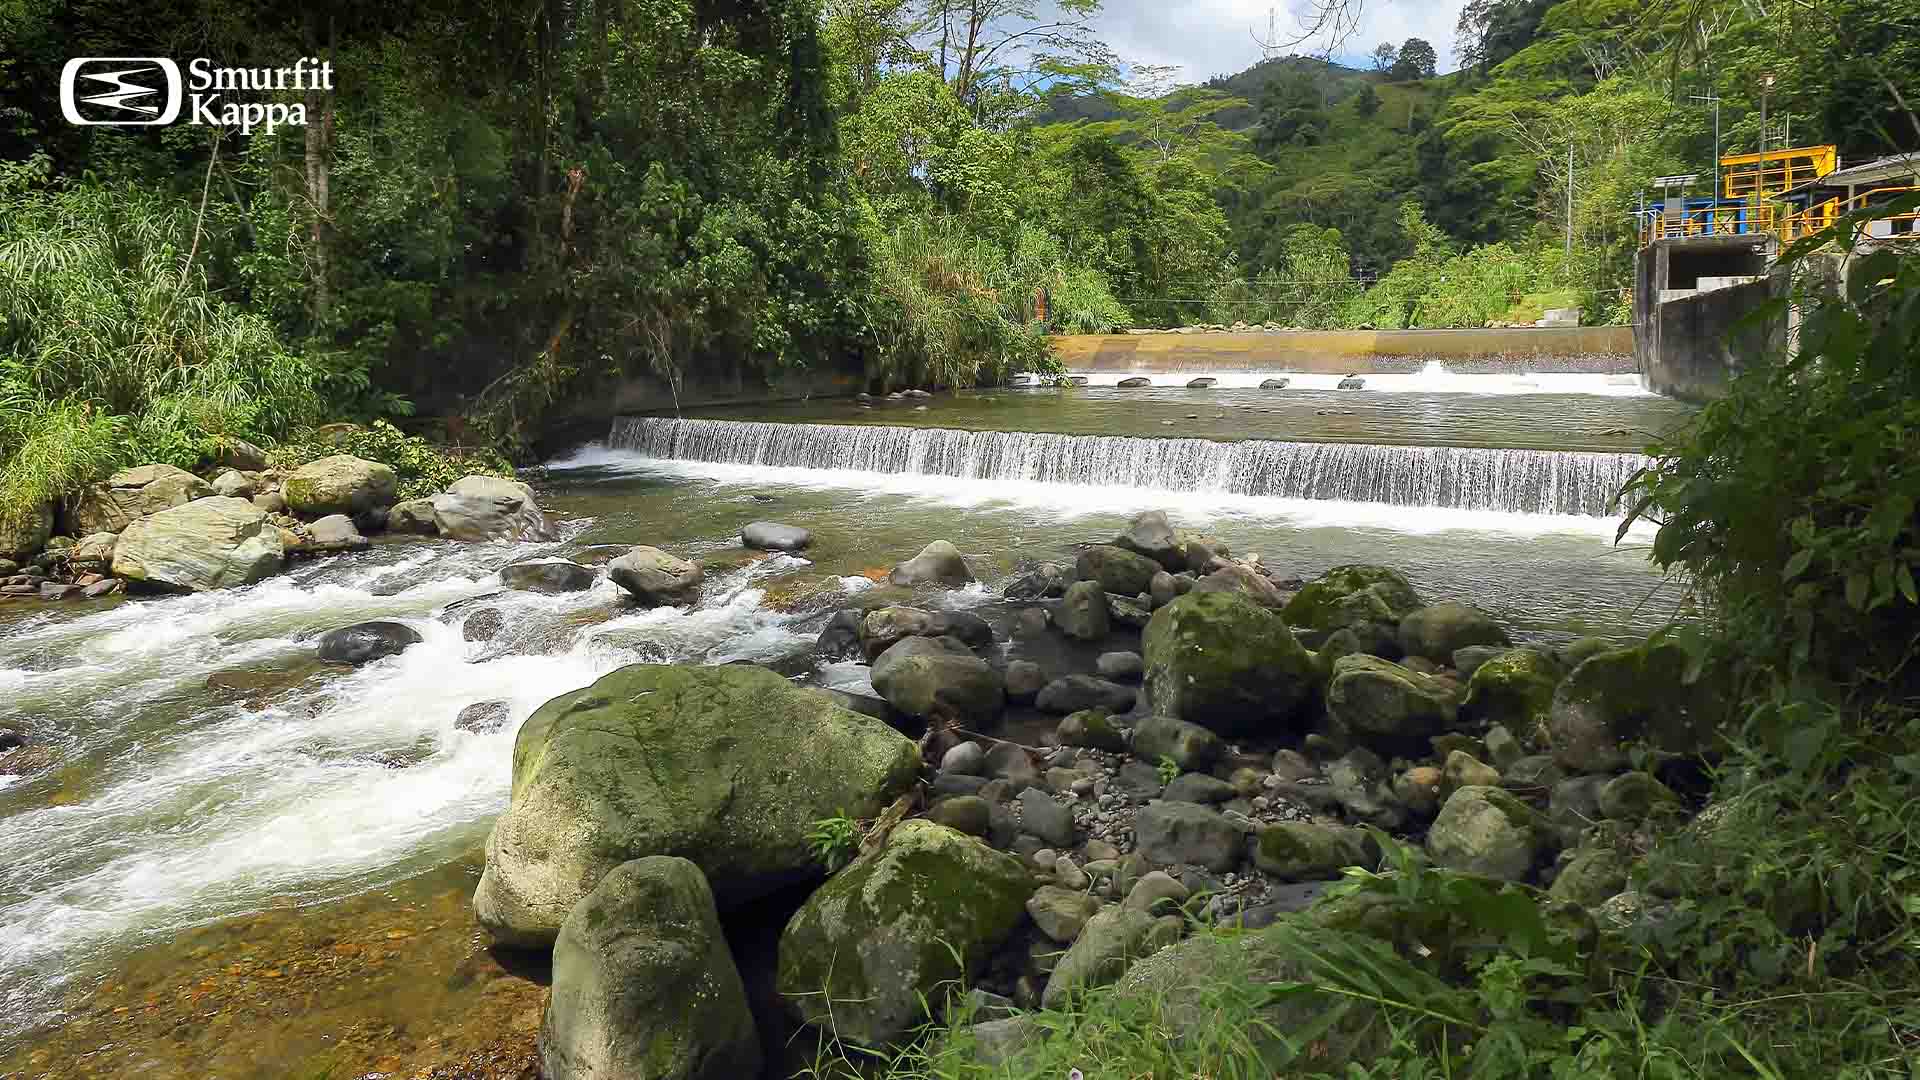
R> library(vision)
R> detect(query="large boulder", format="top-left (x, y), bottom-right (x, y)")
top-left (889, 540), bottom-right (973, 586)
top-left (317, 620), bottom-right (423, 664)
top-left (777, 820), bottom-right (1032, 1046)
top-left (1426, 785), bottom-right (1550, 881)
top-left (1130, 715), bottom-right (1221, 772)
top-left (66, 464), bottom-right (212, 535)
top-left (1281, 565), bottom-right (1422, 652)
top-left (1075, 544), bottom-right (1161, 597)
top-left (388, 497), bottom-right (439, 535)
top-left (1462, 648), bottom-right (1561, 729)
top-left (283, 455), bottom-right (397, 517)
top-left (0, 502), bottom-right (53, 560)
top-left (1398, 601), bottom-right (1509, 661)
top-left (858, 606), bottom-right (992, 660)
top-left (1034, 675), bottom-right (1135, 715)
top-left (608, 546), bottom-right (704, 606)
top-left (473, 664), bottom-right (920, 947)
top-left (1253, 822), bottom-right (1378, 881)
top-left (110, 496), bottom-right (284, 591)
top-left (1548, 642), bottom-right (1726, 772)
top-left (1112, 511), bottom-right (1184, 571)
top-left (1142, 592), bottom-right (1319, 737)
top-left (742, 521), bottom-right (812, 552)
top-left (430, 474), bottom-right (554, 542)
top-left (1325, 654), bottom-right (1460, 745)
top-left (540, 857), bottom-right (761, 1080)
top-left (501, 559), bottom-right (598, 594)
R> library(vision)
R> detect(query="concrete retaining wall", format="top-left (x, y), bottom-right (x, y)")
top-left (1052, 327), bottom-right (1634, 373)
top-left (1638, 279), bottom-right (1784, 402)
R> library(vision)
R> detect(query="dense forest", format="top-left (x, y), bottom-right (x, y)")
top-left (0, 0), bottom-right (1915, 514)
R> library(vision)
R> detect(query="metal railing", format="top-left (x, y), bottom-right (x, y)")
top-left (1638, 203), bottom-right (1778, 243)
top-left (1639, 187), bottom-right (1920, 246)
top-left (1778, 187), bottom-right (1920, 242)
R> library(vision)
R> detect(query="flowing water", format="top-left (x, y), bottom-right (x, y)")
top-left (0, 369), bottom-right (1691, 1078)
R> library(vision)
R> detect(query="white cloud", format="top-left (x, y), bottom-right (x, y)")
top-left (1080, 0), bottom-right (1469, 84)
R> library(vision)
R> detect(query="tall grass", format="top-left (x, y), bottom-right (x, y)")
top-left (0, 171), bottom-right (334, 527)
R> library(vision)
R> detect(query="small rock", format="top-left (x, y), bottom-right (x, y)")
top-left (941, 741), bottom-right (986, 776)
top-left (317, 621), bottom-right (423, 665)
top-left (1163, 773), bottom-right (1236, 804)
top-left (1133, 801), bottom-right (1243, 872)
top-left (1003, 659), bottom-right (1046, 703)
top-left (928, 795), bottom-right (994, 837)
top-left (1443, 750), bottom-right (1502, 793)
top-left (455, 700), bottom-right (513, 734)
top-left (1036, 675), bottom-right (1135, 714)
top-left (1121, 870), bottom-right (1190, 915)
top-left (1056, 709), bottom-right (1126, 752)
top-left (888, 540), bottom-right (973, 586)
top-left (1018, 788), bottom-right (1078, 847)
top-left (500, 559), bottom-right (597, 594)
top-left (1027, 886), bottom-right (1102, 943)
top-left (1131, 715), bottom-right (1222, 772)
top-left (1055, 580), bottom-right (1110, 641)
top-left (741, 521), bottom-right (812, 552)
top-left (1096, 651), bottom-right (1144, 681)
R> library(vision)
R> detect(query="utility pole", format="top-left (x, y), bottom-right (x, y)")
top-left (1691, 91), bottom-right (1723, 230)
top-left (1760, 73), bottom-right (1774, 160)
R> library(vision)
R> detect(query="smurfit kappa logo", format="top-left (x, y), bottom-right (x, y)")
top-left (60, 58), bottom-right (183, 125)
top-left (58, 57), bottom-right (329, 133)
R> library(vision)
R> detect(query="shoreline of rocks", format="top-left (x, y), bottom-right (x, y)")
top-left (457, 509), bottom-right (1715, 1077)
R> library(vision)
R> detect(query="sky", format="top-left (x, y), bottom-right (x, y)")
top-left (1085, 0), bottom-right (1471, 83)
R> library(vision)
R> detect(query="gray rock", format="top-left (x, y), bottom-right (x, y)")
top-left (1325, 654), bottom-right (1460, 745)
top-left (1143, 592), bottom-right (1318, 737)
top-left (1096, 651), bottom-right (1144, 681)
top-left (1004, 563), bottom-right (1070, 600)
top-left (317, 620), bottom-right (423, 664)
top-left (931, 773), bottom-right (989, 798)
top-left (1503, 754), bottom-right (1567, 789)
top-left (1027, 885), bottom-right (1103, 943)
top-left (1076, 544), bottom-right (1162, 596)
top-left (1189, 564), bottom-right (1286, 609)
top-left (941, 741), bottom-right (986, 776)
top-left (888, 540), bottom-right (974, 586)
top-left (1113, 760), bottom-right (1166, 803)
top-left (210, 470), bottom-right (255, 499)
top-left (608, 545), bottom-right (704, 606)
top-left (741, 521), bottom-right (812, 551)
top-left (455, 700), bottom-right (513, 734)
top-left (388, 497), bottom-right (438, 535)
top-left (300, 513), bottom-right (369, 554)
top-left (984, 742), bottom-right (1041, 794)
top-left (1548, 644), bottom-right (1726, 772)
top-left (928, 795), bottom-right (994, 838)
top-left (1133, 801), bottom-right (1243, 871)
top-left (1148, 571), bottom-right (1179, 609)
top-left (541, 856), bottom-right (761, 1080)
top-left (501, 559), bottom-right (596, 594)
top-left (1041, 906), bottom-right (1181, 1008)
top-left (858, 605), bottom-right (992, 659)
top-left (109, 497), bottom-right (284, 592)
top-left (1326, 748), bottom-right (1406, 830)
top-left (1162, 773), bottom-right (1236, 804)
top-left (1056, 709), bottom-right (1126, 752)
top-left (284, 455), bottom-right (397, 517)
top-left (1055, 580), bottom-right (1110, 641)
top-left (1252, 822), bottom-right (1378, 880)
top-left (1121, 870), bottom-right (1190, 915)
top-left (1106, 593), bottom-right (1152, 630)
top-left (1549, 848), bottom-right (1631, 906)
top-left (1598, 771), bottom-right (1681, 820)
top-left (871, 637), bottom-right (1004, 726)
top-left (1018, 787), bottom-right (1077, 847)
top-left (1443, 750), bottom-right (1502, 792)
top-left (1427, 785), bottom-right (1550, 881)
top-left (65, 464), bottom-right (210, 535)
top-left (815, 608), bottom-right (864, 662)
top-left (1398, 602), bottom-right (1509, 661)
top-left (1130, 715), bottom-right (1222, 772)
top-left (966, 1016), bottom-right (1042, 1066)
top-left (778, 821), bottom-right (1031, 1046)
top-left (1035, 674), bottom-right (1135, 714)
top-left (1483, 724), bottom-right (1524, 770)
top-left (429, 475), bottom-right (554, 542)
top-left (1112, 510), bottom-right (1184, 571)
top-left (475, 665), bottom-right (918, 947)
top-left (1003, 659), bottom-right (1046, 703)
top-left (1549, 775), bottom-right (1610, 844)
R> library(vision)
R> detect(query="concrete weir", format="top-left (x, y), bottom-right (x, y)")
top-left (1052, 327), bottom-right (1634, 374)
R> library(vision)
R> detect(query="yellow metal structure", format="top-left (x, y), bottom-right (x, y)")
top-left (1778, 186), bottom-right (1920, 241)
top-left (1720, 144), bottom-right (1838, 199)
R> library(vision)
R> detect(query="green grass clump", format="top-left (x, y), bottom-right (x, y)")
top-left (267, 420), bottom-right (512, 502)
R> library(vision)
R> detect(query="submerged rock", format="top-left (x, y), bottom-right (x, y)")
top-left (454, 700), bottom-right (514, 734)
top-left (501, 559), bottom-right (597, 594)
top-left (778, 820), bottom-right (1031, 1046)
top-left (317, 620), bottom-right (423, 664)
top-left (742, 521), bottom-right (812, 552)
top-left (1116, 377), bottom-right (1152, 388)
top-left (608, 545), bottom-right (704, 606)
top-left (110, 496), bottom-right (284, 592)
top-left (473, 664), bottom-right (919, 947)
top-left (1034, 675), bottom-right (1135, 715)
top-left (541, 856), bottom-right (761, 1080)
top-left (888, 540), bottom-right (973, 586)
top-left (1259, 377), bottom-right (1290, 389)
top-left (1142, 591), bottom-right (1319, 737)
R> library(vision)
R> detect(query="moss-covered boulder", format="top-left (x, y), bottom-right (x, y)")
top-left (1325, 654), bottom-right (1460, 745)
top-left (1548, 642), bottom-right (1727, 772)
top-left (474, 664), bottom-right (920, 948)
top-left (1426, 785), bottom-right (1551, 882)
top-left (283, 454), bottom-right (397, 516)
top-left (870, 636), bottom-right (1004, 726)
top-left (1076, 544), bottom-right (1162, 597)
top-left (1143, 591), bottom-right (1319, 737)
top-left (777, 821), bottom-right (1032, 1046)
top-left (1397, 601), bottom-right (1509, 661)
top-left (1253, 822), bottom-right (1378, 881)
top-left (1056, 709), bottom-right (1126, 752)
top-left (1108, 919), bottom-right (1388, 1071)
top-left (1462, 649), bottom-right (1560, 729)
top-left (540, 856), bottom-right (761, 1080)
top-left (1281, 565), bottom-right (1423, 650)
top-left (1548, 848), bottom-right (1631, 907)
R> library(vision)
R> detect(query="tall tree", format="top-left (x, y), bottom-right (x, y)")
top-left (1391, 38), bottom-right (1438, 80)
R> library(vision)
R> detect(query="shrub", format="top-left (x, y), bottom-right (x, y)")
top-left (268, 420), bottom-right (512, 502)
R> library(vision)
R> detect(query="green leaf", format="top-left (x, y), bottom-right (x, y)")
top-left (1782, 549), bottom-right (1813, 582)
top-left (1846, 571), bottom-right (1869, 611)
top-left (1899, 562), bottom-right (1917, 605)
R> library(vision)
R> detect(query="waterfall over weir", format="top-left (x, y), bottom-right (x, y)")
top-left (608, 417), bottom-right (1647, 517)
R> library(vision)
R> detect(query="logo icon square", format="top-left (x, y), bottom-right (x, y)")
top-left (60, 58), bottom-right (182, 126)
